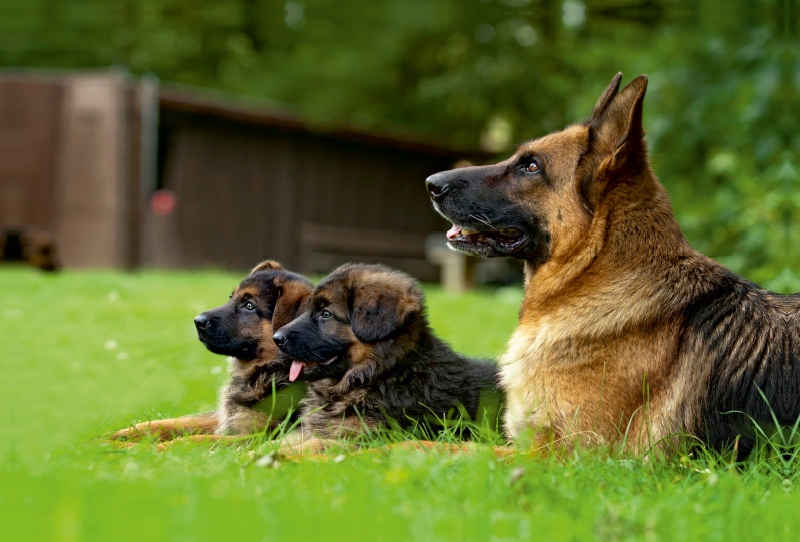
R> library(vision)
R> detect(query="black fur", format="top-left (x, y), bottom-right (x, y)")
top-left (681, 271), bottom-right (800, 456)
top-left (425, 162), bottom-right (552, 266)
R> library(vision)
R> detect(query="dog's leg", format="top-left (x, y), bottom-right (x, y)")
top-left (109, 413), bottom-right (220, 442)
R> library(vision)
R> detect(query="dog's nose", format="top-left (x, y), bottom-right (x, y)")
top-left (426, 172), bottom-right (450, 200)
top-left (273, 331), bottom-right (287, 347)
top-left (194, 314), bottom-right (210, 330)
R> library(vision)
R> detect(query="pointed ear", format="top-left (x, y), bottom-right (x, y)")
top-left (271, 277), bottom-right (312, 330)
top-left (590, 72), bottom-right (623, 122)
top-left (250, 260), bottom-right (282, 275)
top-left (589, 75), bottom-right (649, 171)
top-left (349, 277), bottom-right (423, 343)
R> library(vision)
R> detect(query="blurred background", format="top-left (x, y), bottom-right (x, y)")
top-left (1, 0), bottom-right (798, 291)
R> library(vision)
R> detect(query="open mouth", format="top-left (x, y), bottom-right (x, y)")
top-left (445, 224), bottom-right (528, 254)
top-left (289, 355), bottom-right (338, 382)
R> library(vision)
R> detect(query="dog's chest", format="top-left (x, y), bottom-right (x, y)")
top-left (499, 319), bottom-right (563, 434)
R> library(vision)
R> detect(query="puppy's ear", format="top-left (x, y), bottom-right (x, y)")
top-left (271, 277), bottom-right (312, 330)
top-left (349, 278), bottom-right (423, 343)
top-left (250, 260), bottom-right (283, 275)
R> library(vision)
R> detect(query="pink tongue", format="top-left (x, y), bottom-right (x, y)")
top-left (446, 224), bottom-right (462, 239)
top-left (289, 361), bottom-right (304, 382)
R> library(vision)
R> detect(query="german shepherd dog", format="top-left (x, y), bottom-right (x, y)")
top-left (111, 261), bottom-right (312, 443)
top-left (272, 263), bottom-right (502, 441)
top-left (426, 73), bottom-right (800, 456)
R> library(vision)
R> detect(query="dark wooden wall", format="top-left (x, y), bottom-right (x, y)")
top-left (0, 80), bottom-right (63, 230)
top-left (147, 109), bottom-right (456, 279)
top-left (0, 73), bottom-right (480, 279)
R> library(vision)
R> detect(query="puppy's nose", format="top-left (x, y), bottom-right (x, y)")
top-left (273, 331), bottom-right (287, 347)
top-left (426, 172), bottom-right (450, 200)
top-left (194, 314), bottom-right (210, 330)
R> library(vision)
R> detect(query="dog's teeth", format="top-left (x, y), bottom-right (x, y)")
top-left (461, 228), bottom-right (479, 235)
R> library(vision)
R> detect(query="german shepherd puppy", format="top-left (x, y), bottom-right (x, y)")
top-left (111, 261), bottom-right (312, 442)
top-left (273, 263), bottom-right (502, 440)
top-left (426, 73), bottom-right (800, 456)
top-left (195, 260), bottom-right (312, 435)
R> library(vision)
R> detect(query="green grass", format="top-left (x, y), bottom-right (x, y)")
top-left (2, 267), bottom-right (800, 541)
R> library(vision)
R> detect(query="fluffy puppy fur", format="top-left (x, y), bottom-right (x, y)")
top-left (111, 260), bottom-right (311, 442)
top-left (196, 260), bottom-right (312, 435)
top-left (273, 263), bottom-right (502, 440)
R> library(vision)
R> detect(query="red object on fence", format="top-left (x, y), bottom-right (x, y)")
top-left (150, 189), bottom-right (177, 215)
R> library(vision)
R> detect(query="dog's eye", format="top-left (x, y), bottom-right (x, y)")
top-left (525, 160), bottom-right (540, 173)
top-left (244, 301), bottom-right (255, 311)
top-left (320, 309), bottom-right (332, 319)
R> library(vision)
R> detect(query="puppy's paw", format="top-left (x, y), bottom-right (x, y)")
top-left (108, 414), bottom-right (219, 442)
top-left (279, 434), bottom-right (351, 455)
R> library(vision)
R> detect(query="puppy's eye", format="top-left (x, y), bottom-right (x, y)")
top-left (525, 160), bottom-right (540, 173)
top-left (244, 301), bottom-right (255, 311)
top-left (320, 309), bottom-right (332, 319)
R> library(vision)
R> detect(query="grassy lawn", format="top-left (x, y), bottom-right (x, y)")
top-left (2, 267), bottom-right (799, 541)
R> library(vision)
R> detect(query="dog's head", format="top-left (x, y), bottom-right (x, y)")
top-left (194, 260), bottom-right (313, 364)
top-left (426, 73), bottom-right (650, 271)
top-left (273, 263), bottom-right (424, 386)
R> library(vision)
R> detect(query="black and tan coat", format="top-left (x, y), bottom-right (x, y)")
top-left (426, 73), bottom-right (800, 456)
top-left (273, 263), bottom-right (502, 441)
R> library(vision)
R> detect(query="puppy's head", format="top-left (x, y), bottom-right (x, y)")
top-left (425, 73), bottom-right (650, 271)
top-left (273, 264), bottom-right (424, 385)
top-left (194, 260), bottom-right (313, 364)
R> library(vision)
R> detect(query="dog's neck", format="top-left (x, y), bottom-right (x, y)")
top-left (521, 175), bottom-right (699, 321)
top-left (311, 321), bottom-right (433, 400)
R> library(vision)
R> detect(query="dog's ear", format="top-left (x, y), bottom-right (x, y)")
top-left (271, 277), bottom-right (311, 330)
top-left (590, 72), bottom-right (623, 122)
top-left (250, 260), bottom-right (283, 275)
top-left (589, 75), bottom-right (648, 167)
top-left (349, 277), bottom-right (423, 343)
top-left (579, 75), bottom-right (649, 209)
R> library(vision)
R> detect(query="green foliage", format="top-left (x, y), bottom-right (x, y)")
top-left (1, 0), bottom-right (798, 284)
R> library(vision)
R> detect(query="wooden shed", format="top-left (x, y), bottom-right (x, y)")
top-left (0, 70), bottom-right (488, 280)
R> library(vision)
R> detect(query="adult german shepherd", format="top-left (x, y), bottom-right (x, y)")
top-left (111, 261), bottom-right (311, 443)
top-left (426, 73), bottom-right (800, 456)
top-left (272, 263), bottom-right (502, 441)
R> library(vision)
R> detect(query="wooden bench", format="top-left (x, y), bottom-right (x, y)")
top-left (299, 222), bottom-right (480, 291)
top-left (299, 222), bottom-right (441, 282)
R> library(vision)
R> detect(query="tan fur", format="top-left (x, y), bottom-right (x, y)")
top-left (110, 260), bottom-right (312, 445)
top-left (421, 75), bottom-right (743, 452)
top-left (494, 76), bottom-right (719, 451)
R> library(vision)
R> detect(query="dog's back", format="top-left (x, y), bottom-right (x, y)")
top-left (363, 332), bottom-right (500, 431)
top-left (673, 266), bottom-right (800, 455)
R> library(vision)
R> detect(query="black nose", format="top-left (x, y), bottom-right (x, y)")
top-left (194, 314), bottom-right (210, 330)
top-left (273, 331), bottom-right (287, 347)
top-left (426, 172), bottom-right (450, 200)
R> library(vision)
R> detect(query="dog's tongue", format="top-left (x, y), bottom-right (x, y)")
top-left (289, 361), bottom-right (304, 382)
top-left (446, 224), bottom-right (462, 239)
